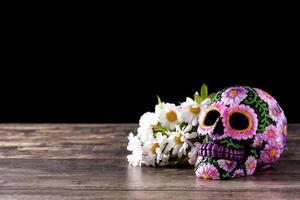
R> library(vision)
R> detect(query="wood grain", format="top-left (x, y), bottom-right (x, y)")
top-left (0, 124), bottom-right (299, 200)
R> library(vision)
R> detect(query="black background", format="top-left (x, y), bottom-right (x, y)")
top-left (1, 66), bottom-right (298, 123)
top-left (1, 12), bottom-right (299, 123)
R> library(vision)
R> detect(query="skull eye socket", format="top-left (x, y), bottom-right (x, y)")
top-left (203, 109), bottom-right (220, 127)
top-left (229, 112), bottom-right (250, 131)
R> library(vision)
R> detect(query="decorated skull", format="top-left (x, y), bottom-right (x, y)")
top-left (195, 86), bottom-right (287, 180)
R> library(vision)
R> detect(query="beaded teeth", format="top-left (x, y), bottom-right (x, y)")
top-left (198, 142), bottom-right (244, 161)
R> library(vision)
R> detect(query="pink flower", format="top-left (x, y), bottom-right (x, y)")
top-left (233, 169), bottom-right (245, 178)
top-left (260, 143), bottom-right (282, 164)
top-left (263, 124), bottom-right (278, 143)
top-left (277, 119), bottom-right (288, 147)
top-left (222, 104), bottom-right (258, 140)
top-left (198, 101), bottom-right (224, 135)
top-left (221, 87), bottom-right (248, 105)
top-left (217, 159), bottom-right (237, 172)
top-left (255, 88), bottom-right (276, 105)
top-left (195, 163), bottom-right (220, 180)
top-left (245, 156), bottom-right (257, 175)
top-left (269, 102), bottom-right (282, 122)
top-left (252, 134), bottom-right (263, 148)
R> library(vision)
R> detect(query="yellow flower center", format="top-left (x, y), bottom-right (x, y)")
top-left (175, 134), bottom-right (184, 144)
top-left (273, 108), bottom-right (278, 116)
top-left (166, 111), bottom-right (177, 122)
top-left (226, 160), bottom-right (232, 164)
top-left (268, 131), bottom-right (274, 137)
top-left (255, 141), bottom-right (260, 147)
top-left (269, 148), bottom-right (277, 158)
top-left (229, 90), bottom-right (238, 97)
top-left (190, 106), bottom-right (201, 115)
top-left (283, 125), bottom-right (287, 136)
top-left (150, 143), bottom-right (160, 154)
top-left (247, 162), bottom-right (255, 169)
top-left (202, 173), bottom-right (210, 180)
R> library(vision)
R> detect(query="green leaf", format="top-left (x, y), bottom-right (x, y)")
top-left (208, 92), bottom-right (217, 99)
top-left (157, 95), bottom-right (164, 109)
top-left (222, 172), bottom-right (231, 179)
top-left (200, 83), bottom-right (208, 98)
top-left (194, 92), bottom-right (204, 104)
top-left (250, 149), bottom-right (259, 158)
top-left (152, 123), bottom-right (168, 134)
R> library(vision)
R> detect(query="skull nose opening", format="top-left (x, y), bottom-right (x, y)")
top-left (212, 118), bottom-right (224, 136)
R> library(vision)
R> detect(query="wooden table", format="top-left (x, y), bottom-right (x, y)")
top-left (0, 124), bottom-right (299, 200)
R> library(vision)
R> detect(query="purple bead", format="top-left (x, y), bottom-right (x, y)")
top-left (225, 147), bottom-right (229, 154)
top-left (229, 149), bottom-right (234, 159)
top-left (218, 146), bottom-right (224, 158)
top-left (212, 144), bottom-right (218, 158)
top-left (201, 149), bottom-right (206, 157)
top-left (234, 149), bottom-right (238, 156)
top-left (207, 143), bottom-right (213, 150)
top-left (207, 149), bottom-right (211, 157)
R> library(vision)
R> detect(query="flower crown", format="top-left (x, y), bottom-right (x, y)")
top-left (127, 84), bottom-right (214, 167)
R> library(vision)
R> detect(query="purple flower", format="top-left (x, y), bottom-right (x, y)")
top-left (246, 156), bottom-right (257, 175)
top-left (217, 159), bottom-right (237, 172)
top-left (255, 88), bottom-right (276, 105)
top-left (222, 104), bottom-right (258, 140)
top-left (260, 143), bottom-right (282, 164)
top-left (277, 118), bottom-right (288, 147)
top-left (221, 87), bottom-right (248, 105)
top-left (233, 169), bottom-right (245, 178)
top-left (269, 102), bottom-right (282, 122)
top-left (252, 134), bottom-right (263, 148)
top-left (263, 124), bottom-right (278, 143)
top-left (195, 163), bottom-right (220, 180)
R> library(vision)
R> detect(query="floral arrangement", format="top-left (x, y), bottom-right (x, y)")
top-left (127, 84), bottom-right (215, 167)
top-left (127, 84), bottom-right (287, 180)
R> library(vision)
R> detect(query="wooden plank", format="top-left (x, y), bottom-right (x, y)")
top-left (0, 190), bottom-right (299, 200)
top-left (0, 124), bottom-right (137, 159)
top-left (0, 159), bottom-right (300, 191)
top-left (0, 124), bottom-right (299, 200)
top-left (0, 124), bottom-right (298, 160)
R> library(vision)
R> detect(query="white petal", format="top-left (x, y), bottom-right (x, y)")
top-left (184, 124), bottom-right (193, 132)
top-left (188, 132), bottom-right (198, 139)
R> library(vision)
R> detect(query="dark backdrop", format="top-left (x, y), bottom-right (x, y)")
top-left (1, 16), bottom-right (299, 123)
top-left (0, 66), bottom-right (299, 123)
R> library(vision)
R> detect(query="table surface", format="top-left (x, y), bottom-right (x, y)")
top-left (0, 124), bottom-right (299, 200)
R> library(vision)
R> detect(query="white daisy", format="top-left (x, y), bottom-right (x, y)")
top-left (165, 125), bottom-right (197, 157)
top-left (143, 133), bottom-right (168, 166)
top-left (127, 133), bottom-right (143, 166)
top-left (137, 112), bottom-right (158, 143)
top-left (181, 97), bottom-right (211, 126)
top-left (139, 112), bottom-right (158, 127)
top-left (155, 103), bottom-right (181, 130)
top-left (137, 125), bottom-right (154, 143)
top-left (158, 153), bottom-right (170, 166)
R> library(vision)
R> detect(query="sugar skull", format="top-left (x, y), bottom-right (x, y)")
top-left (195, 86), bottom-right (287, 180)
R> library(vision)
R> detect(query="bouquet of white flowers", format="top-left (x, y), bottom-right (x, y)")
top-left (127, 84), bottom-right (216, 167)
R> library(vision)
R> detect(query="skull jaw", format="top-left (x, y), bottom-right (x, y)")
top-left (195, 140), bottom-right (255, 180)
